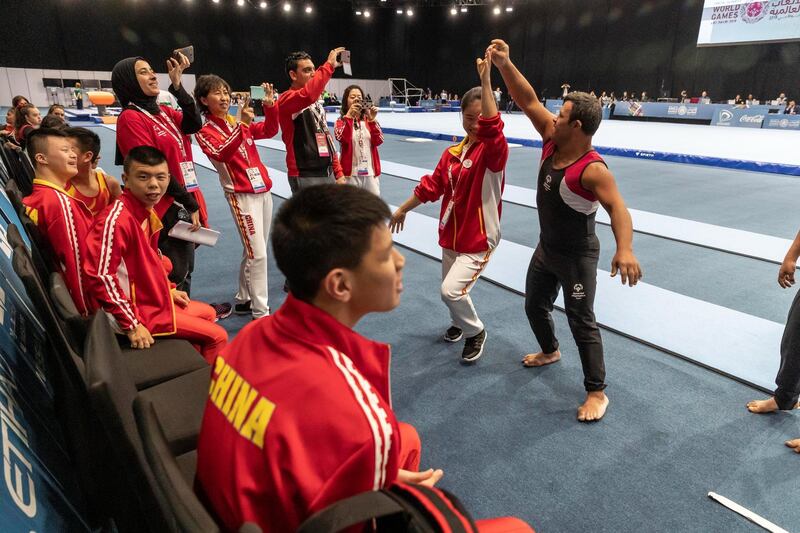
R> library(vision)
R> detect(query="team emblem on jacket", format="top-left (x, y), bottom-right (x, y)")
top-left (572, 283), bottom-right (585, 300)
top-left (544, 174), bottom-right (552, 191)
top-left (462, 159), bottom-right (473, 169)
top-left (247, 138), bottom-right (253, 146)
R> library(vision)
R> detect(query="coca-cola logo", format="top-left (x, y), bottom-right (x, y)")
top-left (740, 1), bottom-right (768, 23)
top-left (739, 114), bottom-right (764, 123)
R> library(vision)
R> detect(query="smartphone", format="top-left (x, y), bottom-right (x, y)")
top-left (339, 50), bottom-right (352, 76)
top-left (250, 85), bottom-right (266, 100)
top-left (173, 45), bottom-right (195, 64)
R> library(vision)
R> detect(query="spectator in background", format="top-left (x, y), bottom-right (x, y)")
top-left (746, 93), bottom-right (756, 106)
top-left (785, 100), bottom-right (797, 115)
top-left (561, 83), bottom-right (571, 97)
top-left (680, 90), bottom-right (688, 102)
top-left (621, 91), bottom-right (630, 101)
top-left (440, 88), bottom-right (448, 102)
top-left (14, 104), bottom-right (42, 147)
top-left (40, 115), bottom-right (67, 130)
top-left (65, 127), bottom-right (122, 217)
top-left (3, 108), bottom-right (14, 134)
top-left (734, 94), bottom-right (745, 106)
top-left (640, 91), bottom-right (649, 102)
top-left (494, 86), bottom-right (502, 107)
top-left (46, 104), bottom-right (66, 121)
top-left (776, 92), bottom-right (787, 105)
top-left (335, 84), bottom-right (384, 195)
top-left (73, 82), bottom-right (83, 110)
top-left (12, 95), bottom-right (30, 108)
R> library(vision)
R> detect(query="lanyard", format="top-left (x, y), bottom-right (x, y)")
top-left (132, 104), bottom-right (188, 160)
top-left (447, 141), bottom-right (472, 199)
top-left (207, 117), bottom-right (251, 166)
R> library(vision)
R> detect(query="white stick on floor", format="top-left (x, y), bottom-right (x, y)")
top-left (708, 492), bottom-right (790, 533)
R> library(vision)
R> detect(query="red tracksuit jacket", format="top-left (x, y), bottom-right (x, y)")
top-left (414, 114), bottom-right (508, 253)
top-left (334, 117), bottom-right (384, 177)
top-left (277, 62), bottom-right (343, 179)
top-left (23, 179), bottom-right (93, 315)
top-left (116, 106), bottom-right (209, 225)
top-left (83, 191), bottom-right (176, 334)
top-left (195, 294), bottom-right (402, 532)
top-left (195, 106), bottom-right (279, 194)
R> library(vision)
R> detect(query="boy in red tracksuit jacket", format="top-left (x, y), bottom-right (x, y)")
top-left (391, 53), bottom-right (508, 363)
top-left (195, 74), bottom-right (279, 319)
top-left (278, 48), bottom-right (344, 192)
top-left (22, 128), bottom-right (94, 316)
top-left (195, 185), bottom-right (533, 533)
top-left (83, 146), bottom-right (227, 362)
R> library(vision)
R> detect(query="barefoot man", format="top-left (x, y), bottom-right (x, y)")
top-left (747, 228), bottom-right (800, 454)
top-left (488, 39), bottom-right (642, 422)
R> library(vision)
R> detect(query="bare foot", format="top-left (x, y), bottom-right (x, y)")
top-left (521, 349), bottom-right (561, 367)
top-left (746, 397), bottom-right (779, 414)
top-left (786, 438), bottom-right (800, 453)
top-left (577, 391), bottom-right (609, 422)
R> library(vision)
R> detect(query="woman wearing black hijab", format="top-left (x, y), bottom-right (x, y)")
top-left (113, 52), bottom-right (205, 294)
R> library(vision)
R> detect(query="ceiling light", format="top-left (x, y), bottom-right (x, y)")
top-left (305, 5), bottom-right (312, 12)
top-left (259, 1), bottom-right (267, 7)
top-left (212, 0), bottom-right (220, 3)
top-left (493, 6), bottom-right (501, 14)
top-left (506, 6), bottom-right (513, 11)
top-left (237, 0), bottom-right (244, 6)
top-left (355, 10), bottom-right (362, 15)
top-left (450, 7), bottom-right (457, 15)
top-left (364, 9), bottom-right (371, 17)
top-left (396, 8), bottom-right (403, 14)
top-left (283, 2), bottom-right (291, 11)
top-left (460, 6), bottom-right (467, 12)
top-left (406, 8), bottom-right (413, 16)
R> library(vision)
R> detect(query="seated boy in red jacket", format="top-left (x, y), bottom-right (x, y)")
top-left (22, 127), bottom-right (93, 315)
top-left (83, 146), bottom-right (227, 362)
top-left (195, 184), bottom-right (533, 533)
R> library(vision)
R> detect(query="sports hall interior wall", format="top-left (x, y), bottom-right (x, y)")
top-left (2, 0), bottom-right (798, 100)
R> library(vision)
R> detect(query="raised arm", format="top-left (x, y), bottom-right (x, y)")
top-left (488, 39), bottom-right (555, 142)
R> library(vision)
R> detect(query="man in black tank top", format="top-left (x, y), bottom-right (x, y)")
top-left (489, 39), bottom-right (642, 422)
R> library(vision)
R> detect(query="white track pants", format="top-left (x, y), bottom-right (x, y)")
top-left (225, 191), bottom-right (273, 318)
top-left (344, 175), bottom-right (380, 196)
top-left (440, 247), bottom-right (494, 337)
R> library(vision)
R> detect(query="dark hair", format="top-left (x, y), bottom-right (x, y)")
top-left (460, 87), bottom-right (482, 112)
top-left (563, 91), bottom-right (602, 136)
top-left (40, 115), bottom-right (66, 130)
top-left (285, 51), bottom-right (312, 76)
top-left (123, 145), bottom-right (168, 173)
top-left (26, 127), bottom-right (69, 165)
top-left (47, 104), bottom-right (65, 116)
top-left (340, 85), bottom-right (365, 117)
top-left (15, 104), bottom-right (37, 130)
top-left (272, 184), bottom-right (391, 301)
top-left (194, 74), bottom-right (232, 114)
top-left (65, 127), bottom-right (101, 162)
top-left (12, 95), bottom-right (30, 108)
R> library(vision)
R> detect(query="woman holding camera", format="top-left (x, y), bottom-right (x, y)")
top-left (334, 85), bottom-right (384, 195)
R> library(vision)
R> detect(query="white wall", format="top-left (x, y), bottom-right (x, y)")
top-left (0, 67), bottom-right (196, 106)
top-left (324, 79), bottom-right (391, 101)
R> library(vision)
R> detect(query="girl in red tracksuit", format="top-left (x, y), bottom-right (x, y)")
top-left (195, 74), bottom-right (279, 319)
top-left (334, 84), bottom-right (384, 195)
top-left (390, 53), bottom-right (508, 363)
top-left (112, 54), bottom-right (205, 294)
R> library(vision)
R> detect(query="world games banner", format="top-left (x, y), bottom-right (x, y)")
top-left (697, 0), bottom-right (800, 46)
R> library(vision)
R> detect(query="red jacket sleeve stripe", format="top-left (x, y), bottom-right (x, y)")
top-left (96, 202), bottom-right (139, 329)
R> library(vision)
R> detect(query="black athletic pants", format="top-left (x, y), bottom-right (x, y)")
top-left (775, 288), bottom-right (800, 409)
top-left (524, 244), bottom-right (606, 392)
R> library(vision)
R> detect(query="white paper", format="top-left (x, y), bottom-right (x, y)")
top-left (167, 220), bottom-right (220, 247)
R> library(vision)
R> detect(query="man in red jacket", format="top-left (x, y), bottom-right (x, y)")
top-left (22, 128), bottom-right (93, 315)
top-left (195, 185), bottom-right (533, 533)
top-left (83, 146), bottom-right (227, 362)
top-left (278, 48), bottom-right (345, 192)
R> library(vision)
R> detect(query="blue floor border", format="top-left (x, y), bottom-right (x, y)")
top-left (331, 121), bottom-right (800, 177)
